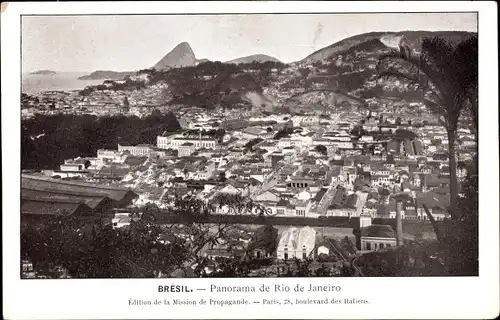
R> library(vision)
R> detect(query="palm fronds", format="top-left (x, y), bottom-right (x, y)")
top-left (377, 36), bottom-right (477, 131)
top-left (377, 35), bottom-right (478, 220)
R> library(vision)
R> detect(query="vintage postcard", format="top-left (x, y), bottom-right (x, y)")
top-left (2, 1), bottom-right (499, 319)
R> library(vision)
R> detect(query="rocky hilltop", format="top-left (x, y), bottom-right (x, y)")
top-left (154, 42), bottom-right (200, 70)
top-left (226, 54), bottom-right (281, 65)
top-left (153, 42), bottom-right (282, 69)
top-left (301, 31), bottom-right (475, 62)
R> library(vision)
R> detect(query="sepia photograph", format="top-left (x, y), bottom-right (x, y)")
top-left (18, 11), bottom-right (481, 280)
top-left (4, 2), bottom-right (500, 319)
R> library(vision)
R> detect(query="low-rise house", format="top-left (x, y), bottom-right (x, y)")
top-left (359, 215), bottom-right (397, 251)
top-left (275, 199), bottom-right (289, 216)
top-left (135, 186), bottom-right (167, 207)
top-left (118, 144), bottom-right (153, 157)
top-left (254, 190), bottom-right (281, 203)
top-left (415, 191), bottom-right (450, 221)
top-left (204, 240), bottom-right (246, 260)
top-left (123, 155), bottom-right (148, 167)
top-left (315, 241), bottom-right (334, 260)
top-left (178, 142), bottom-right (196, 157)
top-left (60, 158), bottom-right (91, 172)
top-left (370, 174), bottom-right (394, 188)
top-left (287, 176), bottom-right (315, 189)
top-left (95, 165), bottom-right (130, 180)
top-left (295, 200), bottom-right (312, 217)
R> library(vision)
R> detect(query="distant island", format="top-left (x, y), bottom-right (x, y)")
top-left (30, 70), bottom-right (57, 75)
top-left (78, 70), bottom-right (134, 80)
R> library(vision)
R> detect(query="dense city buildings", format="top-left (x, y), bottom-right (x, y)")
top-left (21, 88), bottom-right (477, 278)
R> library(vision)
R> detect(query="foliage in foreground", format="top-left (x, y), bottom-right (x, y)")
top-left (21, 113), bottom-right (181, 169)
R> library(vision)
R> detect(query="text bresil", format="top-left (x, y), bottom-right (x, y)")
top-left (158, 285), bottom-right (193, 293)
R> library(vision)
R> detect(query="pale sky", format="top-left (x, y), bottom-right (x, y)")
top-left (22, 13), bottom-right (477, 73)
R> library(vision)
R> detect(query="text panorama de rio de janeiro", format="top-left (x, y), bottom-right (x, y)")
top-left (157, 283), bottom-right (342, 292)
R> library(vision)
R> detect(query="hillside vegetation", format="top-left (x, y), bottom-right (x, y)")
top-left (77, 31), bottom-right (476, 114)
top-left (78, 70), bottom-right (134, 80)
top-left (302, 31), bottom-right (475, 62)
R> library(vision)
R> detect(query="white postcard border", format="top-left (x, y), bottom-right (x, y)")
top-left (2, 2), bottom-right (499, 319)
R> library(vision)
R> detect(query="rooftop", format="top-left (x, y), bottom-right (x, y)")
top-left (22, 198), bottom-right (93, 216)
top-left (22, 174), bottom-right (137, 204)
top-left (361, 224), bottom-right (396, 239)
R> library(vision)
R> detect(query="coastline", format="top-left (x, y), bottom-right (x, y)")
top-left (22, 72), bottom-right (105, 94)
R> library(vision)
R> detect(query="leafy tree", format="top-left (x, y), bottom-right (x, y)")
top-left (414, 154), bottom-right (478, 276)
top-left (218, 172), bottom-right (227, 182)
top-left (298, 68), bottom-right (311, 78)
top-left (378, 36), bottom-right (478, 218)
top-left (273, 129), bottom-right (291, 140)
top-left (123, 96), bottom-right (130, 109)
top-left (393, 128), bottom-right (417, 141)
top-left (21, 197), bottom-right (263, 278)
top-left (314, 145), bottom-right (328, 156)
top-left (247, 224), bottom-right (278, 257)
top-left (21, 113), bottom-right (181, 169)
top-left (214, 129), bottom-right (226, 141)
top-left (350, 125), bottom-right (365, 137)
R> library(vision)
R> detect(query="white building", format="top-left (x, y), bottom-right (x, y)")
top-left (157, 135), bottom-right (176, 149)
top-left (60, 161), bottom-right (88, 172)
top-left (359, 216), bottom-right (397, 251)
top-left (97, 149), bottom-right (118, 160)
top-left (178, 143), bottom-right (196, 157)
top-left (360, 135), bottom-right (374, 142)
top-left (111, 212), bottom-right (133, 229)
top-left (169, 137), bottom-right (217, 150)
top-left (276, 226), bottom-right (316, 261)
top-left (118, 144), bottom-right (152, 156)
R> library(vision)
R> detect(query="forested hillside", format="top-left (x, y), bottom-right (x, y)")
top-left (21, 112), bottom-right (181, 169)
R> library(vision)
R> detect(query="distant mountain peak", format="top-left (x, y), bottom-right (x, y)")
top-left (154, 42), bottom-right (197, 70)
top-left (176, 41), bottom-right (193, 50)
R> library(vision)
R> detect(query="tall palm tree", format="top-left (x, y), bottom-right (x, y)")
top-left (454, 36), bottom-right (478, 137)
top-left (377, 36), bottom-right (478, 219)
